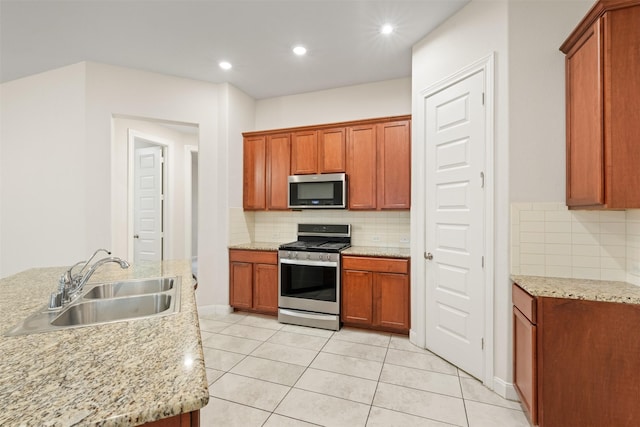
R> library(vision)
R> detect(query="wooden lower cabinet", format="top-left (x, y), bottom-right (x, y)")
top-left (342, 256), bottom-right (409, 333)
top-left (513, 284), bottom-right (537, 426)
top-left (512, 282), bottom-right (640, 426)
top-left (229, 250), bottom-right (278, 315)
top-left (143, 410), bottom-right (199, 427)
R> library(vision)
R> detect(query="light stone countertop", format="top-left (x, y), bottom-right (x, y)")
top-left (228, 242), bottom-right (280, 251)
top-left (342, 246), bottom-right (410, 259)
top-left (228, 242), bottom-right (410, 259)
top-left (0, 259), bottom-right (209, 426)
top-left (511, 274), bottom-right (640, 305)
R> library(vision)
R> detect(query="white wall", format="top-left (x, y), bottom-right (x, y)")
top-left (225, 84), bottom-right (256, 210)
top-left (84, 62), bottom-right (227, 307)
top-left (509, 0), bottom-right (593, 202)
top-left (0, 62), bottom-right (233, 308)
top-left (411, 0), bottom-right (596, 398)
top-left (411, 0), bottom-right (510, 395)
top-left (255, 78), bottom-right (411, 130)
top-left (0, 63), bottom-right (87, 276)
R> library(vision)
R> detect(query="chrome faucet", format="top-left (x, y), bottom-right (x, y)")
top-left (72, 256), bottom-right (130, 297)
top-left (49, 250), bottom-right (130, 309)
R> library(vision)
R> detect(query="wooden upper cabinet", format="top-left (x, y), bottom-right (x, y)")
top-left (266, 134), bottom-right (291, 210)
top-left (347, 120), bottom-right (411, 210)
top-left (243, 115), bottom-right (410, 211)
top-left (291, 130), bottom-right (318, 175)
top-left (347, 125), bottom-right (378, 210)
top-left (292, 128), bottom-right (346, 174)
top-left (561, 0), bottom-right (640, 208)
top-left (318, 128), bottom-right (346, 173)
top-left (243, 136), bottom-right (266, 210)
top-left (378, 120), bottom-right (411, 209)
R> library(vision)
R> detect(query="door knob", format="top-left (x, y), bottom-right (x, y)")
top-left (424, 252), bottom-right (433, 260)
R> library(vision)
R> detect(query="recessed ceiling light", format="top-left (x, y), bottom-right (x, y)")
top-left (219, 61), bottom-right (232, 70)
top-left (381, 24), bottom-right (394, 35)
top-left (293, 46), bottom-right (307, 56)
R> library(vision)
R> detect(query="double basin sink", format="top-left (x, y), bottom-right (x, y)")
top-left (5, 277), bottom-right (180, 336)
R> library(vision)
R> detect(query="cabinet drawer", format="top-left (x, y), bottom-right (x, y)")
top-left (229, 249), bottom-right (277, 264)
top-left (343, 256), bottom-right (408, 274)
top-left (512, 283), bottom-right (536, 323)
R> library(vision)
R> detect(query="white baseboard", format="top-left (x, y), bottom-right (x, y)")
top-left (409, 328), bottom-right (426, 348)
top-left (493, 376), bottom-right (520, 401)
top-left (197, 304), bottom-right (232, 316)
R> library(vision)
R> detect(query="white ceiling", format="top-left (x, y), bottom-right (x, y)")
top-left (0, 0), bottom-right (469, 100)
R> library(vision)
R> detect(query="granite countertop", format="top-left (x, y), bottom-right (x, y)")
top-left (342, 246), bottom-right (410, 259)
top-left (229, 242), bottom-right (410, 259)
top-left (229, 242), bottom-right (280, 251)
top-left (0, 259), bottom-right (209, 426)
top-left (511, 274), bottom-right (640, 305)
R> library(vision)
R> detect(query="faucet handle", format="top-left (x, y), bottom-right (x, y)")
top-left (48, 292), bottom-right (63, 310)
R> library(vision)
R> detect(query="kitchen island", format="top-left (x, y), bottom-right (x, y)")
top-left (0, 259), bottom-right (209, 426)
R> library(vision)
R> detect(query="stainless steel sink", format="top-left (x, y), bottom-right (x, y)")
top-left (51, 293), bottom-right (173, 326)
top-left (83, 278), bottom-right (174, 299)
top-left (4, 276), bottom-right (180, 336)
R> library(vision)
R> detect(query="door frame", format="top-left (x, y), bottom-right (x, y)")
top-left (411, 53), bottom-right (495, 387)
top-left (127, 129), bottom-right (170, 262)
top-left (183, 144), bottom-right (198, 261)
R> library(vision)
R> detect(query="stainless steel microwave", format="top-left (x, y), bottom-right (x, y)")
top-left (288, 173), bottom-right (347, 209)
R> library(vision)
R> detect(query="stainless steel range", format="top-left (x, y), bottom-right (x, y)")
top-left (278, 224), bottom-right (351, 331)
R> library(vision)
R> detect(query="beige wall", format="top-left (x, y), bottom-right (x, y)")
top-left (411, 0), bottom-right (510, 396)
top-left (0, 63), bottom-right (87, 276)
top-left (255, 78), bottom-right (411, 130)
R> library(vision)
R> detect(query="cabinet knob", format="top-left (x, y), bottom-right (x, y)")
top-left (424, 252), bottom-right (434, 260)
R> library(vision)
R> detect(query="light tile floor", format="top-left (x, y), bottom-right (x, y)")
top-left (198, 312), bottom-right (529, 427)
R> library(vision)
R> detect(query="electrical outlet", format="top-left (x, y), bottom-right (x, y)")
top-left (372, 236), bottom-right (381, 242)
top-left (400, 236), bottom-right (410, 244)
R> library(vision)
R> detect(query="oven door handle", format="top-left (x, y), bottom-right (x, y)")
top-left (280, 258), bottom-right (337, 268)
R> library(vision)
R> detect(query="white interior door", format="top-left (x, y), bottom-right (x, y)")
top-left (134, 145), bottom-right (163, 262)
top-left (425, 70), bottom-right (486, 379)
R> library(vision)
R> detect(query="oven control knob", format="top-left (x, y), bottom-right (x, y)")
top-left (292, 252), bottom-right (297, 259)
top-left (306, 253), bottom-right (311, 260)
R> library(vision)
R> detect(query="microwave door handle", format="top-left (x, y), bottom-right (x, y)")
top-left (280, 258), bottom-right (337, 268)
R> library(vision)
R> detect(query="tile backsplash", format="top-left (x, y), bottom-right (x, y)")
top-left (511, 203), bottom-right (640, 285)
top-left (229, 207), bottom-right (410, 248)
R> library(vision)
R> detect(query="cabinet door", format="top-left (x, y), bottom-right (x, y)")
top-left (267, 134), bottom-right (291, 210)
top-left (243, 136), bottom-right (266, 210)
top-left (291, 130), bottom-right (318, 175)
top-left (513, 306), bottom-right (537, 426)
top-left (319, 128), bottom-right (346, 173)
top-left (341, 269), bottom-right (373, 325)
top-left (253, 263), bottom-right (278, 314)
top-left (373, 272), bottom-right (410, 332)
top-left (604, 5), bottom-right (640, 208)
top-left (230, 261), bottom-right (253, 309)
top-left (377, 121), bottom-right (411, 209)
top-left (565, 20), bottom-right (604, 207)
top-left (347, 125), bottom-right (377, 210)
